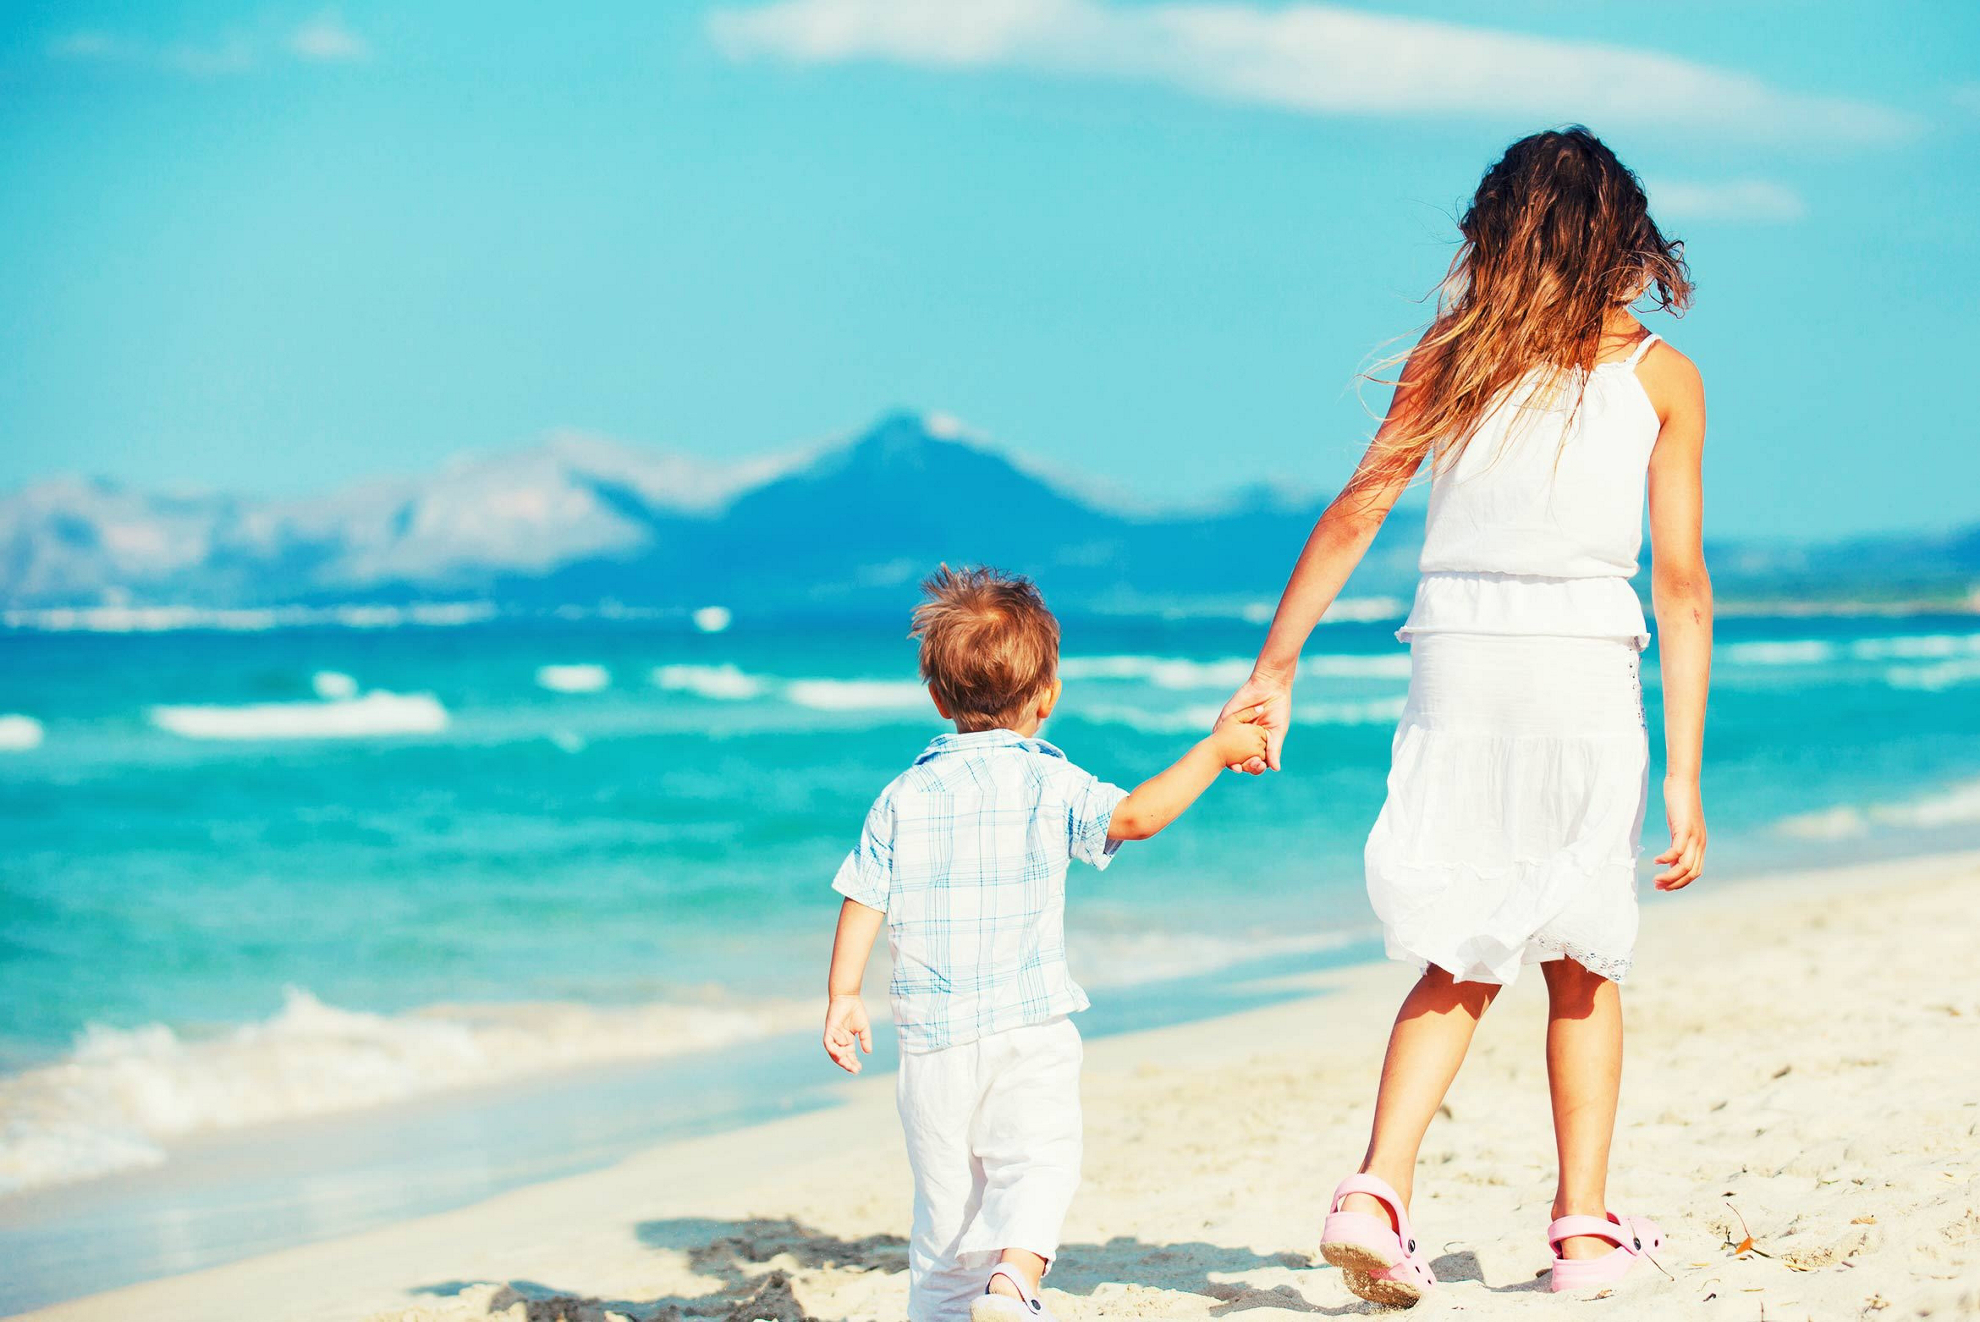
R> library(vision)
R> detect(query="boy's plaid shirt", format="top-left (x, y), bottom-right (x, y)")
top-left (833, 729), bottom-right (1128, 1053)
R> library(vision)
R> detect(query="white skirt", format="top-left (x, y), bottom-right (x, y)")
top-left (1364, 633), bottom-right (1649, 984)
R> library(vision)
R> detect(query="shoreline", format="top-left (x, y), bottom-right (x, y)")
top-left (13, 847), bottom-right (1979, 1322)
top-left (3, 819), bottom-right (1967, 1222)
top-left (0, 930), bottom-right (1387, 1316)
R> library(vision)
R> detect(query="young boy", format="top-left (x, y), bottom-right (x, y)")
top-left (823, 565), bottom-right (1270, 1322)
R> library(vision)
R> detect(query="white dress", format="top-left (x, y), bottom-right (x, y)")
top-left (1364, 333), bottom-right (1663, 984)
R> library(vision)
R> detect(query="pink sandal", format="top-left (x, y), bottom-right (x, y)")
top-left (1547, 1213), bottom-right (1664, 1292)
top-left (1318, 1174), bottom-right (1438, 1307)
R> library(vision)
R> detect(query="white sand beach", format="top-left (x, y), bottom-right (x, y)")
top-left (16, 852), bottom-right (1979, 1322)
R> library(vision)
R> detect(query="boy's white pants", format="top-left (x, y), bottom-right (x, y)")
top-left (896, 1015), bottom-right (1083, 1322)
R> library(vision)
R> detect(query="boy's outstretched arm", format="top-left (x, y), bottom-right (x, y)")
top-left (1108, 702), bottom-right (1272, 842)
top-left (824, 898), bottom-right (885, 1073)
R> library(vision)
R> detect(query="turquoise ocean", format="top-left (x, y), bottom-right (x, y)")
top-left (3, 606), bottom-right (1980, 1308)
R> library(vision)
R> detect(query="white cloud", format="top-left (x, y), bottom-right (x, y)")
top-left (50, 29), bottom-right (256, 75)
top-left (289, 11), bottom-right (369, 62)
top-left (709, 0), bottom-right (1919, 145)
top-left (160, 36), bottom-right (257, 76)
top-left (47, 31), bottom-right (126, 59)
top-left (1646, 178), bottom-right (1807, 224)
top-left (46, 13), bottom-right (370, 74)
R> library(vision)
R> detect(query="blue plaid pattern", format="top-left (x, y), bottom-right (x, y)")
top-left (834, 729), bottom-right (1128, 1053)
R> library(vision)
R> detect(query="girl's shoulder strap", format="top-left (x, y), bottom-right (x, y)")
top-left (1623, 331), bottom-right (1662, 369)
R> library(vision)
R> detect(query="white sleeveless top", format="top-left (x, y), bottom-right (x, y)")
top-left (1398, 333), bottom-right (1662, 648)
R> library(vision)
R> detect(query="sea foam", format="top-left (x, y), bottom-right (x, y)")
top-left (1848, 631), bottom-right (1980, 661)
top-left (0, 714), bottom-right (45, 751)
top-left (1076, 924), bottom-right (1374, 990)
top-left (2, 602), bottom-right (496, 633)
top-left (536, 664), bottom-right (612, 694)
top-left (784, 679), bottom-right (930, 712)
top-left (311, 670), bottom-right (360, 700)
top-left (1884, 657), bottom-right (1980, 691)
top-left (1720, 640), bottom-right (1838, 666)
top-left (1060, 652), bottom-right (1410, 688)
top-left (652, 663), bottom-right (766, 701)
top-left (1076, 703), bottom-right (1226, 734)
top-left (1324, 595), bottom-right (1410, 623)
top-left (0, 987), bottom-right (812, 1197)
top-left (149, 691), bottom-right (448, 740)
top-left (1059, 656), bottom-right (1253, 689)
top-left (1303, 654), bottom-right (1413, 679)
top-left (1717, 633), bottom-right (1980, 685)
top-left (1076, 695), bottom-right (1404, 734)
top-left (1774, 776), bottom-right (1980, 840)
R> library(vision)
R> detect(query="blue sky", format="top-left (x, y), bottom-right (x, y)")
top-left (2, 1), bottom-right (1976, 537)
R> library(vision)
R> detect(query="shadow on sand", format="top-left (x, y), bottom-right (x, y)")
top-left (413, 1215), bottom-right (1383, 1319)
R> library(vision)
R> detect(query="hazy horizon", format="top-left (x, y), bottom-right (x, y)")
top-left (0, 407), bottom-right (1965, 550)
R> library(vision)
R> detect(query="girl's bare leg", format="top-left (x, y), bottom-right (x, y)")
top-left (986, 1249), bottom-right (1046, 1300)
top-left (1542, 957), bottom-right (1624, 1260)
top-left (1339, 966), bottom-right (1500, 1227)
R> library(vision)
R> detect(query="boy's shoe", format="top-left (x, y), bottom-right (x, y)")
top-left (969, 1266), bottom-right (1055, 1321)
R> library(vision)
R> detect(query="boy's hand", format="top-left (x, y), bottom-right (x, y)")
top-left (1209, 700), bottom-right (1272, 767)
top-left (823, 994), bottom-right (873, 1073)
top-left (1216, 675), bottom-right (1292, 773)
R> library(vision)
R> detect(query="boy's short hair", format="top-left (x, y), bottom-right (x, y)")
top-left (912, 565), bottom-right (1060, 732)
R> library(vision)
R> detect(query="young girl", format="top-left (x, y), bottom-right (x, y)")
top-left (1218, 127), bottom-right (1711, 1306)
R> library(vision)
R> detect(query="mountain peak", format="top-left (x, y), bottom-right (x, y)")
top-left (777, 411), bottom-right (1010, 489)
top-left (850, 409), bottom-right (984, 458)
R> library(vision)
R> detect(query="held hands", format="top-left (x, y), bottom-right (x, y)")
top-left (1215, 673), bottom-right (1293, 773)
top-left (1655, 775), bottom-right (1707, 890)
top-left (822, 994), bottom-right (873, 1074)
top-left (1209, 699), bottom-right (1273, 767)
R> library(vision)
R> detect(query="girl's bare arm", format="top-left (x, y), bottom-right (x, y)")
top-left (1643, 345), bottom-right (1712, 890)
top-left (1216, 345), bottom-right (1431, 772)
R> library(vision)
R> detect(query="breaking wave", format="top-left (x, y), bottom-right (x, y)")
top-left (1076, 695), bottom-right (1404, 733)
top-left (0, 988), bottom-right (813, 1197)
top-left (1882, 657), bottom-right (1980, 692)
top-left (536, 664), bottom-right (612, 694)
top-left (0, 714), bottom-right (45, 751)
top-left (1076, 925), bottom-right (1374, 990)
top-left (783, 679), bottom-right (929, 712)
top-left (1720, 640), bottom-right (1837, 666)
top-left (149, 691), bottom-right (449, 740)
top-left (652, 664), bottom-right (766, 701)
top-left (1773, 776), bottom-right (1980, 841)
top-left (3, 602), bottom-right (496, 633)
top-left (1060, 652), bottom-right (1409, 688)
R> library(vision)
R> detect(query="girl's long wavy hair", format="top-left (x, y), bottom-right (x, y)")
top-left (1351, 127), bottom-right (1692, 500)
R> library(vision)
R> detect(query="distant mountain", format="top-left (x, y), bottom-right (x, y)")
top-left (0, 429), bottom-right (794, 610)
top-left (1, 412), bottom-right (1973, 617)
top-left (1706, 523), bottom-right (1980, 605)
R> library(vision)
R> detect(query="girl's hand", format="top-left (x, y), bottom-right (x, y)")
top-left (1655, 775), bottom-right (1706, 890)
top-left (1215, 672), bottom-right (1293, 773)
top-left (822, 994), bottom-right (873, 1073)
